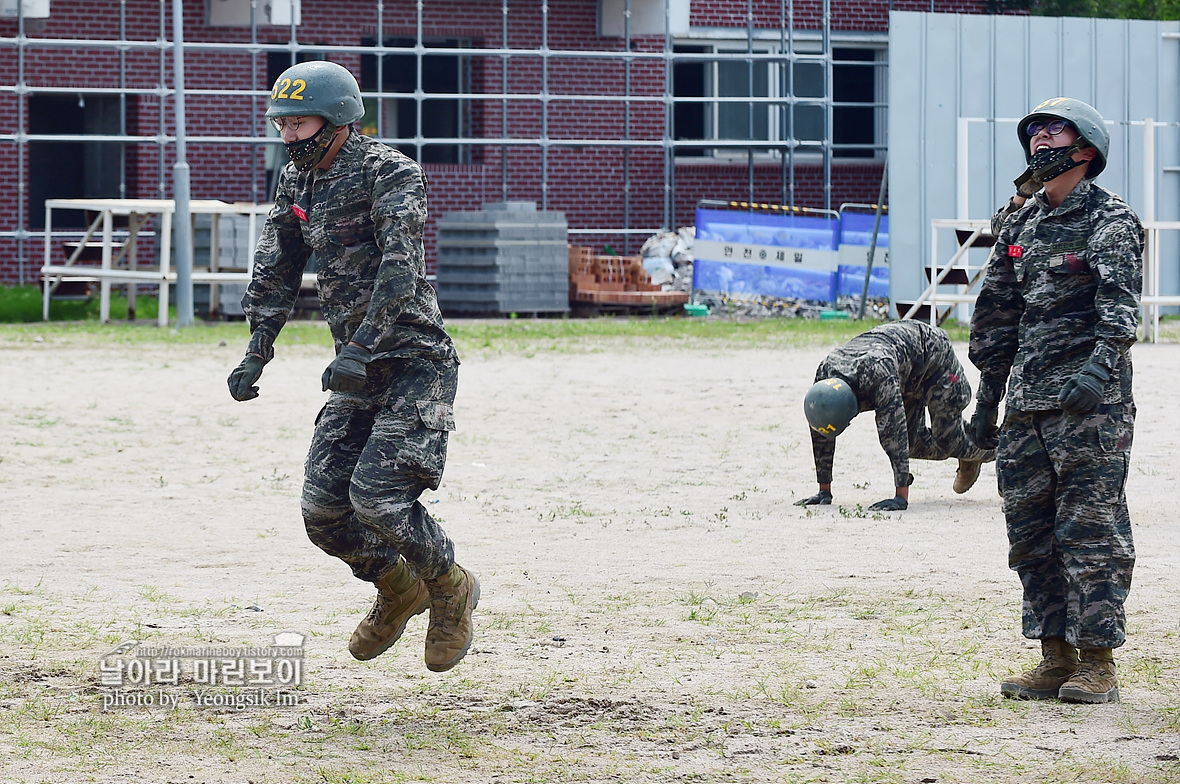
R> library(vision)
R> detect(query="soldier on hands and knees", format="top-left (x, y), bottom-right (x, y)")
top-left (227, 61), bottom-right (478, 673)
top-left (797, 321), bottom-right (995, 512)
top-left (969, 98), bottom-right (1142, 704)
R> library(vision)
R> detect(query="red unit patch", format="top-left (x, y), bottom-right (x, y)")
top-left (1007, 245), bottom-right (1023, 258)
top-left (292, 205), bottom-right (308, 221)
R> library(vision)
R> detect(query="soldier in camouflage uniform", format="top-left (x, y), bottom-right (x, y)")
top-left (796, 320), bottom-right (994, 512)
top-left (969, 98), bottom-right (1142, 704)
top-left (227, 61), bottom-right (479, 673)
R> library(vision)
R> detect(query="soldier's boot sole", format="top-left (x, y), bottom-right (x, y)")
top-left (425, 570), bottom-right (481, 673)
top-left (349, 590), bottom-right (431, 662)
top-left (1059, 684), bottom-right (1119, 704)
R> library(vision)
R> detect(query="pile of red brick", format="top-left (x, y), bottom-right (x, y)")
top-left (568, 246), bottom-right (690, 307)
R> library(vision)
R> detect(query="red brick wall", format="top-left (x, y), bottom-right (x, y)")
top-left (0, 0), bottom-right (990, 284)
top-left (691, 0), bottom-right (995, 31)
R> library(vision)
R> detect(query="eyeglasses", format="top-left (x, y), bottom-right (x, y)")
top-left (271, 116), bottom-right (311, 132)
top-left (1025, 119), bottom-right (1070, 137)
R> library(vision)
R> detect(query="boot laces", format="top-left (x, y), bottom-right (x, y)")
top-left (428, 582), bottom-right (468, 638)
top-left (1027, 647), bottom-right (1076, 678)
top-left (365, 591), bottom-right (392, 624)
top-left (1071, 660), bottom-right (1113, 687)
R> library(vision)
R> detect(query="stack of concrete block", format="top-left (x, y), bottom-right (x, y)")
top-left (435, 201), bottom-right (570, 316)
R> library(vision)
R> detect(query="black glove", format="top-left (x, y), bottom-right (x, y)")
top-left (794, 490), bottom-right (833, 507)
top-left (322, 343), bottom-right (372, 393)
top-left (869, 495), bottom-right (908, 512)
top-left (1059, 362), bottom-right (1110, 415)
top-left (970, 402), bottom-right (1000, 451)
top-left (228, 354), bottom-right (265, 401)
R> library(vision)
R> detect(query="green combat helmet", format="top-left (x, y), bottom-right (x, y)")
top-left (267, 61), bottom-right (365, 171)
top-left (804, 378), bottom-right (858, 438)
top-left (267, 60), bottom-right (364, 126)
top-left (1017, 97), bottom-right (1109, 179)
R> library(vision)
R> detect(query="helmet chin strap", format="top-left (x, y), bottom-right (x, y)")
top-left (285, 122), bottom-right (339, 172)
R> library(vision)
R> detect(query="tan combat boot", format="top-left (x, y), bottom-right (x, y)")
top-left (1058, 647), bottom-right (1119, 704)
top-left (423, 564), bottom-right (480, 673)
top-left (1000, 637), bottom-right (1079, 700)
top-left (348, 559), bottom-right (430, 661)
top-left (953, 459), bottom-right (982, 494)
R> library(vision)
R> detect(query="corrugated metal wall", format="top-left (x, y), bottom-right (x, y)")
top-left (888, 11), bottom-right (1180, 315)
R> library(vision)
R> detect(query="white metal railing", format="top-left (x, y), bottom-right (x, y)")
top-left (900, 218), bottom-right (990, 325)
top-left (904, 115), bottom-right (1180, 341)
top-left (40, 199), bottom-right (278, 327)
top-left (1141, 221), bottom-right (1180, 342)
top-left (906, 217), bottom-right (1180, 343)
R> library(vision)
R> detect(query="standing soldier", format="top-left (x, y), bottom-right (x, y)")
top-left (796, 320), bottom-right (995, 512)
top-left (227, 61), bottom-right (478, 673)
top-left (969, 97), bottom-right (1142, 703)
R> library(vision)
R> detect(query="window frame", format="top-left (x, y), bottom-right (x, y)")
top-left (671, 35), bottom-right (886, 163)
top-left (359, 37), bottom-right (472, 165)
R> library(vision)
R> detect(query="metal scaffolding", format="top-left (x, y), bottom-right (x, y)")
top-left (0, 0), bottom-right (888, 286)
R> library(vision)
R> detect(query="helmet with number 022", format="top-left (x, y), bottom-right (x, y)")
top-left (266, 60), bottom-right (364, 127)
top-left (803, 378), bottom-right (859, 438)
top-left (1017, 97), bottom-right (1109, 179)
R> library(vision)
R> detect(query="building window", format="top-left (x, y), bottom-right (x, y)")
top-left (672, 42), bottom-right (883, 160)
top-left (832, 47), bottom-right (879, 159)
top-left (360, 38), bottom-right (470, 165)
top-left (27, 93), bottom-right (125, 229)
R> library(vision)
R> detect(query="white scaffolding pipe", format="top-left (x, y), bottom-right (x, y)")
top-left (4, 0), bottom-right (871, 295)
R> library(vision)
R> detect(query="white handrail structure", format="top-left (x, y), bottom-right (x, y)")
top-left (40, 199), bottom-right (291, 327)
top-left (905, 117), bottom-right (1179, 342)
top-left (900, 218), bottom-right (989, 324)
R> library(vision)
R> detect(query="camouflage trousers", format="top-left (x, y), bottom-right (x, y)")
top-left (907, 341), bottom-right (995, 464)
top-left (301, 356), bottom-right (459, 584)
top-left (998, 404), bottom-right (1135, 649)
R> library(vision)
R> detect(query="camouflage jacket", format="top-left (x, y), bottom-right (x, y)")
top-left (990, 195), bottom-right (1024, 238)
top-left (811, 321), bottom-right (957, 488)
top-left (969, 180), bottom-right (1142, 410)
top-left (242, 131), bottom-right (458, 364)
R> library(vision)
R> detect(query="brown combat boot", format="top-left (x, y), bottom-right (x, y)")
top-left (1000, 638), bottom-right (1079, 700)
top-left (1059, 647), bottom-right (1119, 704)
top-left (953, 459), bottom-right (982, 494)
top-left (348, 559), bottom-right (430, 661)
top-left (423, 564), bottom-right (480, 673)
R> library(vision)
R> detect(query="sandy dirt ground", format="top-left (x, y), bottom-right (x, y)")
top-left (1, 325), bottom-right (1180, 783)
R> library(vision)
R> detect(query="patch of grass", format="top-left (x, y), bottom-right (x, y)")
top-left (0, 301), bottom-right (899, 353)
top-left (0, 284), bottom-right (164, 323)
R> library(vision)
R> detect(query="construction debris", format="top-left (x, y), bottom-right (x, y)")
top-left (568, 246), bottom-right (690, 310)
top-left (691, 291), bottom-right (889, 320)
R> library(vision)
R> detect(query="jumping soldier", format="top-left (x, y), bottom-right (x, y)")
top-left (227, 61), bottom-right (478, 672)
top-left (796, 320), bottom-right (995, 512)
top-left (969, 97), bottom-right (1142, 704)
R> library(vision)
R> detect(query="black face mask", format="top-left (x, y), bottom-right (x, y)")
top-left (1028, 144), bottom-right (1087, 182)
top-left (285, 122), bottom-right (337, 172)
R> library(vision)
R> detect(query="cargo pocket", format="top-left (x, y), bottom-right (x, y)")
top-left (1097, 413), bottom-right (1132, 453)
top-left (397, 401), bottom-right (457, 490)
top-left (1096, 414), bottom-right (1132, 498)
